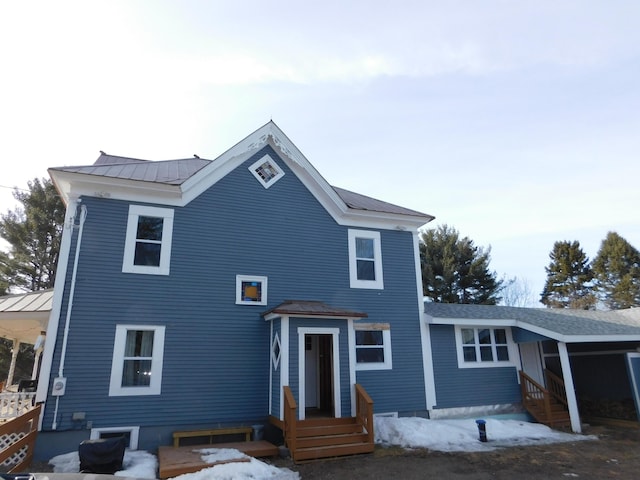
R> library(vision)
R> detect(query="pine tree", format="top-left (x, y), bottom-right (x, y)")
top-left (592, 231), bottom-right (640, 309)
top-left (0, 178), bottom-right (65, 292)
top-left (540, 240), bottom-right (595, 309)
top-left (420, 224), bottom-right (502, 304)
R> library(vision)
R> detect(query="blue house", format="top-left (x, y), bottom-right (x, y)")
top-left (424, 302), bottom-right (640, 433)
top-left (34, 122), bottom-right (436, 461)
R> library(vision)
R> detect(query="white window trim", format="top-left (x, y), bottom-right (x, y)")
top-left (248, 154), bottom-right (285, 189)
top-left (90, 426), bottom-right (140, 450)
top-left (109, 325), bottom-right (165, 396)
top-left (354, 323), bottom-right (392, 371)
top-left (348, 229), bottom-right (384, 289)
top-left (236, 275), bottom-right (268, 305)
top-left (122, 205), bottom-right (174, 275)
top-left (454, 325), bottom-right (519, 369)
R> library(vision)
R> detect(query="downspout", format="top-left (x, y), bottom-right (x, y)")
top-left (51, 202), bottom-right (87, 430)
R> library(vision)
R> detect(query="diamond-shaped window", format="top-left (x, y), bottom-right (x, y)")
top-left (271, 333), bottom-right (281, 370)
top-left (249, 154), bottom-right (284, 189)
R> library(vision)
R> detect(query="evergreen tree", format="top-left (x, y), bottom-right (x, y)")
top-left (540, 240), bottom-right (595, 309)
top-left (592, 231), bottom-right (640, 309)
top-left (0, 178), bottom-right (65, 292)
top-left (420, 224), bottom-right (502, 304)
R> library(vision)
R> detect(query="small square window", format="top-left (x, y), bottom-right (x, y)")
top-left (236, 275), bottom-right (268, 305)
top-left (249, 154), bottom-right (284, 189)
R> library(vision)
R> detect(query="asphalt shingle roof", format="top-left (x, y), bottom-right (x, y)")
top-left (424, 302), bottom-right (640, 340)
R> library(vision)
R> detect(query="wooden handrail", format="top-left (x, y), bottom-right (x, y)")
top-left (545, 369), bottom-right (568, 408)
top-left (355, 384), bottom-right (374, 444)
top-left (519, 371), bottom-right (552, 424)
top-left (0, 403), bottom-right (41, 473)
top-left (283, 386), bottom-right (297, 461)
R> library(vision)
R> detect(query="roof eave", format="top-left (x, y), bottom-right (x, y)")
top-left (49, 168), bottom-right (184, 206)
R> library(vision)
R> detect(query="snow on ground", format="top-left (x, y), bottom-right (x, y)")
top-left (47, 417), bottom-right (596, 479)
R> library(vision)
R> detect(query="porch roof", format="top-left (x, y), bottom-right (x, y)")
top-left (424, 302), bottom-right (640, 343)
top-left (0, 290), bottom-right (52, 344)
top-left (263, 300), bottom-right (368, 319)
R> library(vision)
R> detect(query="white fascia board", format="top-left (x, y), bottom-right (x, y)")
top-left (283, 155), bottom-right (432, 231)
top-left (426, 315), bottom-right (640, 344)
top-left (50, 170), bottom-right (183, 206)
top-left (426, 316), bottom-right (519, 328)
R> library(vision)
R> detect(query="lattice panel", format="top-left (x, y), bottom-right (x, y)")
top-left (0, 432), bottom-right (28, 467)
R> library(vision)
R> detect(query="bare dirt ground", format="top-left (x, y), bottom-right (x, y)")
top-left (274, 422), bottom-right (640, 480)
top-left (27, 422), bottom-right (640, 479)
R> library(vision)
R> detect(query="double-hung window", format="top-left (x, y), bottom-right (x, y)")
top-left (354, 324), bottom-right (392, 370)
top-left (348, 229), bottom-right (383, 289)
top-left (122, 205), bottom-right (174, 275)
top-left (455, 326), bottom-right (516, 368)
top-left (109, 325), bottom-right (165, 396)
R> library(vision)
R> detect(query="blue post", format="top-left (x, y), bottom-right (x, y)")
top-left (475, 419), bottom-right (487, 442)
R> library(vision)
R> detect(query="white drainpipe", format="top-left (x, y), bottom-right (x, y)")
top-left (52, 202), bottom-right (87, 430)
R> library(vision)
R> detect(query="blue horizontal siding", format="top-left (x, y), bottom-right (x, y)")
top-left (430, 325), bottom-right (521, 409)
top-left (41, 145), bottom-right (427, 441)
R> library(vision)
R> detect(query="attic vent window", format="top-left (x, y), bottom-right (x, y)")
top-left (249, 154), bottom-right (284, 188)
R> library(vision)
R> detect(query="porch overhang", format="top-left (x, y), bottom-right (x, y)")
top-left (0, 290), bottom-right (52, 344)
top-left (262, 300), bottom-right (367, 321)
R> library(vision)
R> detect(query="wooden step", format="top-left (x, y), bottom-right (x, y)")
top-left (296, 422), bottom-right (364, 437)
top-left (294, 441), bottom-right (375, 462)
top-left (297, 431), bottom-right (369, 448)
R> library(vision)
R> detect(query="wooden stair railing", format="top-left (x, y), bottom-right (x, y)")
top-left (355, 383), bottom-right (374, 445)
top-left (0, 403), bottom-right (41, 473)
top-left (283, 386), bottom-right (297, 460)
top-left (282, 384), bottom-right (375, 463)
top-left (519, 370), bottom-right (570, 427)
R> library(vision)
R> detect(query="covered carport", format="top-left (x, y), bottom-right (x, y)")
top-left (0, 290), bottom-right (52, 389)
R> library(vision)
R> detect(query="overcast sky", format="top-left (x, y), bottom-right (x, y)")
top-left (1, 1), bottom-right (638, 305)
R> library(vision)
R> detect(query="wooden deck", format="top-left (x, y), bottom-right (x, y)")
top-left (158, 441), bottom-right (279, 479)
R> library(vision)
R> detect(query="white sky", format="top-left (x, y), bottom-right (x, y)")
top-left (48, 416), bottom-right (595, 479)
top-left (1, 0), bottom-right (639, 304)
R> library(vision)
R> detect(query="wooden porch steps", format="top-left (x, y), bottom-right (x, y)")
top-left (291, 417), bottom-right (374, 462)
top-left (527, 399), bottom-right (571, 427)
top-left (520, 370), bottom-right (571, 428)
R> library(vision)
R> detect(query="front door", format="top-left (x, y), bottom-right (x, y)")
top-left (304, 334), bottom-right (334, 416)
top-left (520, 342), bottom-right (545, 386)
top-left (298, 327), bottom-right (341, 420)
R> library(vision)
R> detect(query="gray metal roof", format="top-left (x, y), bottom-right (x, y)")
top-left (424, 302), bottom-right (640, 340)
top-left (0, 290), bottom-right (53, 313)
top-left (332, 186), bottom-right (433, 218)
top-left (263, 300), bottom-right (368, 318)
top-left (50, 154), bottom-right (212, 186)
top-left (52, 153), bottom-right (434, 219)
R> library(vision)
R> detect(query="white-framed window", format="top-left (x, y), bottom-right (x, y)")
top-left (122, 205), bottom-right (174, 275)
top-left (236, 275), bottom-right (268, 305)
top-left (354, 323), bottom-right (392, 370)
top-left (90, 426), bottom-right (140, 450)
top-left (348, 229), bottom-right (384, 289)
top-left (249, 154), bottom-right (285, 188)
top-left (109, 325), bottom-right (165, 396)
top-left (454, 326), bottom-right (517, 369)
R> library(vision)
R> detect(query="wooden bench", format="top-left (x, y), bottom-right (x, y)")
top-left (173, 426), bottom-right (253, 447)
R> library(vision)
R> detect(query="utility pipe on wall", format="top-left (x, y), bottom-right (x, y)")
top-left (52, 202), bottom-right (87, 430)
